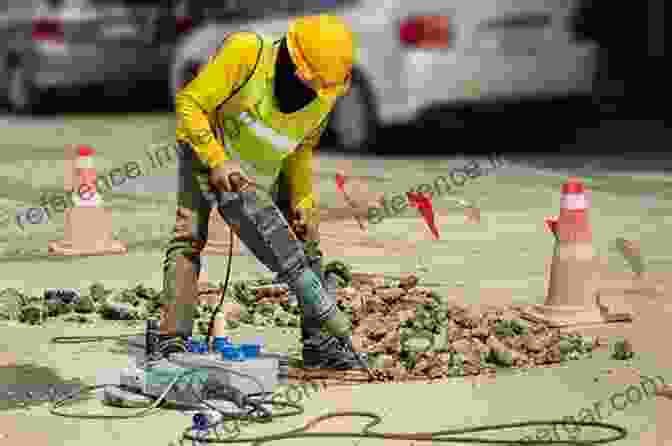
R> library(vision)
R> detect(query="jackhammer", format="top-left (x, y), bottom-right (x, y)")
top-left (214, 173), bottom-right (374, 378)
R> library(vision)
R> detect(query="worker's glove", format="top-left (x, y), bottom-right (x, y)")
top-left (290, 206), bottom-right (320, 242)
top-left (209, 161), bottom-right (249, 193)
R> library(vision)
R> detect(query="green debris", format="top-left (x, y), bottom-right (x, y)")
top-left (489, 348), bottom-right (514, 367)
top-left (232, 281), bottom-right (256, 306)
top-left (493, 319), bottom-right (529, 337)
top-left (45, 300), bottom-right (71, 317)
top-left (274, 309), bottom-right (299, 327)
top-left (19, 304), bottom-right (43, 325)
top-left (446, 353), bottom-right (466, 376)
top-left (323, 260), bottom-right (352, 287)
top-left (238, 307), bottom-right (253, 325)
top-left (558, 333), bottom-right (595, 361)
top-left (558, 339), bottom-right (575, 355)
top-left (611, 339), bottom-right (634, 360)
top-left (73, 296), bottom-right (97, 314)
top-left (303, 239), bottom-right (323, 259)
top-left (432, 326), bottom-right (450, 353)
top-left (225, 319), bottom-right (240, 329)
top-left (88, 282), bottom-right (112, 303)
top-left (400, 330), bottom-right (434, 353)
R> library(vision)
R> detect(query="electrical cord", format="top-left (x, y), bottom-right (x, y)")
top-left (47, 268), bottom-right (630, 446)
top-left (44, 358), bottom-right (628, 445)
top-left (47, 370), bottom-right (628, 445)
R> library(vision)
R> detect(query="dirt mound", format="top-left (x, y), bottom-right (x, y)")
top-left (226, 273), bottom-right (600, 382)
top-left (340, 274), bottom-right (599, 381)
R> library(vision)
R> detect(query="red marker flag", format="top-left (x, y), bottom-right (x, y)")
top-left (407, 191), bottom-right (439, 240)
top-left (335, 173), bottom-right (346, 193)
top-left (544, 216), bottom-right (559, 241)
top-left (335, 172), bottom-right (365, 230)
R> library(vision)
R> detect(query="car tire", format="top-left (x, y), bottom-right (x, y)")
top-left (327, 69), bottom-right (379, 152)
top-left (7, 64), bottom-right (41, 114)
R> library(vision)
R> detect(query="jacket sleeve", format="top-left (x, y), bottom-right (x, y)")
top-left (175, 32), bottom-right (262, 169)
top-left (283, 117), bottom-right (329, 211)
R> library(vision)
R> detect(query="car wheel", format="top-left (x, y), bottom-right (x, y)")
top-left (7, 64), bottom-right (41, 114)
top-left (327, 69), bottom-right (379, 152)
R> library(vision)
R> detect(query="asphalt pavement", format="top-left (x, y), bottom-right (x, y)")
top-left (2, 107), bottom-right (668, 235)
top-left (1, 107), bottom-right (668, 198)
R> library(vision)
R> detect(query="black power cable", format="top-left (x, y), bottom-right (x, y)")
top-left (47, 372), bottom-right (628, 445)
top-left (205, 205), bottom-right (235, 351)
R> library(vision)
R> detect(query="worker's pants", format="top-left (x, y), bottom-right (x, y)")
top-left (161, 142), bottom-right (326, 338)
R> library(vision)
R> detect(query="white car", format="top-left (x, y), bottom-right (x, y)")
top-left (0, 0), bottom-right (193, 114)
top-left (171, 0), bottom-right (598, 152)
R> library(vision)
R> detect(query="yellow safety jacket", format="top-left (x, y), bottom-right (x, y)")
top-left (175, 31), bottom-right (336, 211)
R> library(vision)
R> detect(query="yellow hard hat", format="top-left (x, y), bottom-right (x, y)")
top-left (286, 15), bottom-right (356, 99)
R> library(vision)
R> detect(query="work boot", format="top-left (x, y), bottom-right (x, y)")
top-left (301, 333), bottom-right (368, 370)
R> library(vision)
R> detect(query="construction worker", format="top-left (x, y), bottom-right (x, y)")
top-left (158, 15), bottom-right (367, 370)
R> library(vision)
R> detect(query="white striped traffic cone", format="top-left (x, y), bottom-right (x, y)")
top-left (72, 145), bottom-right (103, 207)
top-left (521, 177), bottom-right (632, 327)
top-left (48, 144), bottom-right (125, 256)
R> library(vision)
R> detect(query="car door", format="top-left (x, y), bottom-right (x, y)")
top-left (397, 2), bottom-right (468, 111)
top-left (122, 4), bottom-right (169, 81)
top-left (532, 0), bottom-right (597, 95)
top-left (460, 0), bottom-right (596, 99)
top-left (467, 0), bottom-right (558, 98)
top-left (397, 0), bottom-right (550, 106)
top-left (56, 0), bottom-right (141, 84)
top-left (96, 2), bottom-right (147, 82)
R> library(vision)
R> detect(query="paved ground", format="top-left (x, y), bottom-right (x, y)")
top-left (0, 108), bottom-right (670, 445)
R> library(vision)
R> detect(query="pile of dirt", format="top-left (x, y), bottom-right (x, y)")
top-left (218, 272), bottom-right (600, 381)
top-left (337, 273), bottom-right (599, 380)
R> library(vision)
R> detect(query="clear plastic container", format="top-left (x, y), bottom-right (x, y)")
top-left (169, 353), bottom-right (279, 396)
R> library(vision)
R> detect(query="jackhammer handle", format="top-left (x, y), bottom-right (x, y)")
top-left (228, 173), bottom-right (245, 191)
top-left (229, 172), bottom-right (258, 193)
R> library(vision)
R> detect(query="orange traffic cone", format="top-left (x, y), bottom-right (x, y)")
top-left (521, 177), bottom-right (632, 327)
top-left (48, 145), bottom-right (126, 256)
top-left (202, 208), bottom-right (242, 255)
